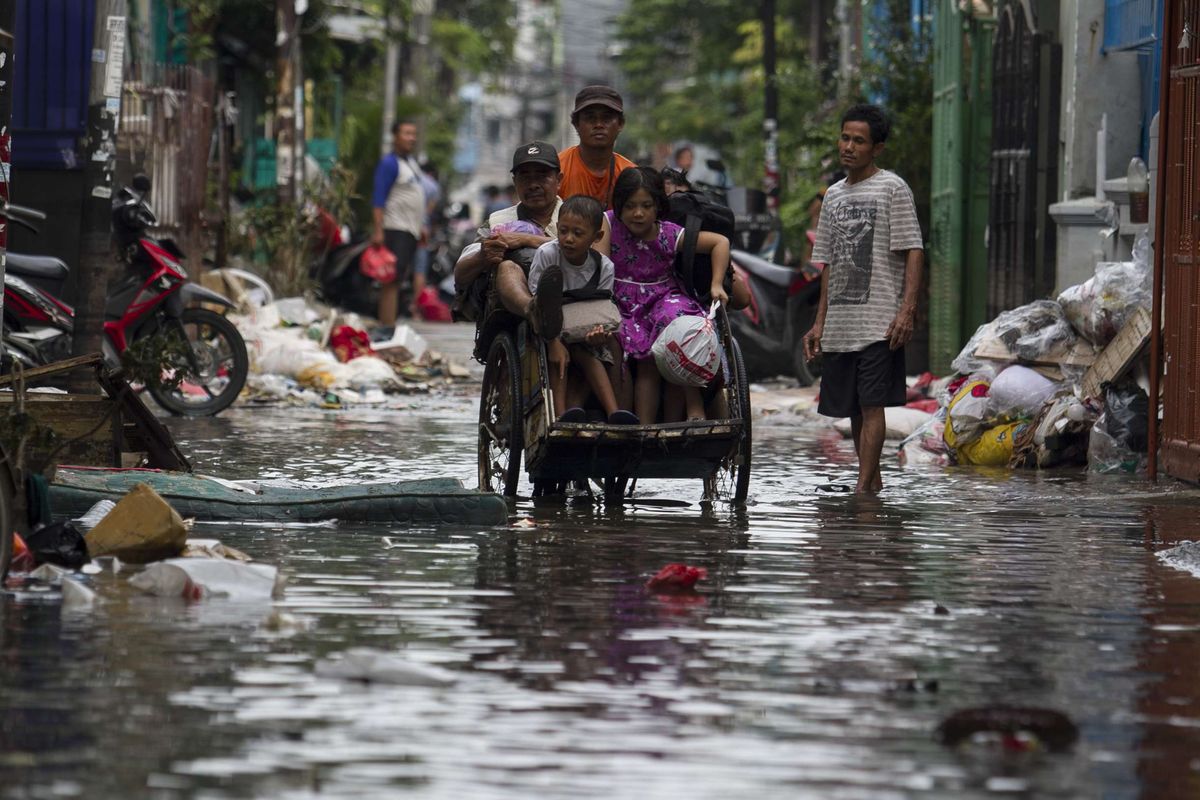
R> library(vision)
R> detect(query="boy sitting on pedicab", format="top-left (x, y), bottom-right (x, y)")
top-left (527, 194), bottom-right (640, 426)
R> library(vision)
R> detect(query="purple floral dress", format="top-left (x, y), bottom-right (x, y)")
top-left (606, 212), bottom-right (705, 359)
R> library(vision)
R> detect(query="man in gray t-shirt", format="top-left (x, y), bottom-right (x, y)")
top-left (803, 104), bottom-right (924, 495)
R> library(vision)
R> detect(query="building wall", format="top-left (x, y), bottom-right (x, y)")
top-left (1057, 0), bottom-right (1143, 199)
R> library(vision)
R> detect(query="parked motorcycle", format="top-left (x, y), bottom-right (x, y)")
top-left (728, 248), bottom-right (823, 386)
top-left (1, 175), bottom-right (249, 416)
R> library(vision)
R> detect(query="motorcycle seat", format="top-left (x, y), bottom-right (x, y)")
top-left (7, 252), bottom-right (69, 281)
top-left (732, 249), bottom-right (796, 288)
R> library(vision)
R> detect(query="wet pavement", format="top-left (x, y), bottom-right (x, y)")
top-left (5, 365), bottom-right (1200, 798)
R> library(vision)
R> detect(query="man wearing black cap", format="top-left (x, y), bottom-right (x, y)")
top-left (559, 85), bottom-right (636, 210)
top-left (453, 141), bottom-right (566, 335)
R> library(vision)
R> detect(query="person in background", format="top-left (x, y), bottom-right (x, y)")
top-left (803, 104), bottom-right (924, 495)
top-left (371, 119), bottom-right (425, 327)
top-left (557, 85), bottom-right (636, 209)
top-left (672, 143), bottom-right (694, 175)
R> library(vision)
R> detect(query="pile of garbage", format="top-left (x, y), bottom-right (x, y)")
top-left (205, 269), bottom-right (473, 408)
top-left (7, 482), bottom-right (283, 612)
top-left (900, 234), bottom-right (1153, 474)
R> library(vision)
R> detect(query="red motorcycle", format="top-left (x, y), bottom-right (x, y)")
top-left (2, 175), bottom-right (248, 416)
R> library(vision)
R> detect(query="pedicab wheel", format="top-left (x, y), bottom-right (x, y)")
top-left (478, 332), bottom-right (522, 497)
top-left (703, 338), bottom-right (752, 505)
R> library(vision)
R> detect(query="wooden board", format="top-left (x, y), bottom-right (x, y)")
top-left (0, 393), bottom-right (121, 473)
top-left (1081, 306), bottom-right (1152, 399)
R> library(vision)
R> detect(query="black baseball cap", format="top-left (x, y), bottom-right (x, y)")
top-left (511, 141), bottom-right (560, 171)
top-left (572, 85), bottom-right (623, 116)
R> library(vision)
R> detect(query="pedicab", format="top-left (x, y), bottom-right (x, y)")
top-left (474, 279), bottom-right (752, 505)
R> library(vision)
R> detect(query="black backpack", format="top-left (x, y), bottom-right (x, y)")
top-left (666, 190), bottom-right (736, 300)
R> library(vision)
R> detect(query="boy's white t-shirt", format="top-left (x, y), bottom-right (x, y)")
top-left (527, 240), bottom-right (615, 295)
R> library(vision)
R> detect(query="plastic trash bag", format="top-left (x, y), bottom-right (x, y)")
top-left (651, 304), bottom-right (722, 387)
top-left (898, 407), bottom-right (953, 467)
top-left (24, 521), bottom-right (89, 569)
top-left (952, 301), bottom-right (1077, 374)
top-left (1087, 380), bottom-right (1149, 473)
top-left (944, 377), bottom-right (992, 448)
top-left (1102, 380), bottom-right (1149, 452)
top-left (129, 559), bottom-right (281, 601)
top-left (61, 577), bottom-right (97, 612)
top-left (834, 407), bottom-right (933, 440)
top-left (958, 421), bottom-right (1028, 467)
top-left (1057, 248), bottom-right (1152, 347)
top-left (994, 301), bottom-right (1078, 361)
top-left (988, 365), bottom-right (1059, 421)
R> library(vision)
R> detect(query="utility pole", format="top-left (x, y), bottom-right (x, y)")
top-left (836, 0), bottom-right (853, 95)
top-left (214, 91), bottom-right (233, 269)
top-left (762, 0), bottom-right (779, 212)
top-left (275, 0), bottom-right (297, 206)
top-left (381, 21), bottom-right (400, 154)
top-left (71, 0), bottom-right (127, 390)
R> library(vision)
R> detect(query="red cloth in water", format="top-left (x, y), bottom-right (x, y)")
top-left (646, 563), bottom-right (708, 593)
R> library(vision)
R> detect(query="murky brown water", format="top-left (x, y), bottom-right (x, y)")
top-left (4, 391), bottom-right (1200, 798)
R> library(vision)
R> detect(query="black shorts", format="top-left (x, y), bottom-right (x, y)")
top-left (816, 341), bottom-right (907, 418)
top-left (384, 229), bottom-right (419, 287)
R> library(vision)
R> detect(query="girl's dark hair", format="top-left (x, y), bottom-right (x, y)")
top-left (559, 194), bottom-right (605, 233)
top-left (612, 166), bottom-right (670, 221)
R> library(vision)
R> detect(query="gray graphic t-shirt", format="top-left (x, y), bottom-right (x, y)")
top-left (810, 170), bottom-right (923, 352)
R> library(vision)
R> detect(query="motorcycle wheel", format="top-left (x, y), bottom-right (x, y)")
top-left (145, 307), bottom-right (249, 417)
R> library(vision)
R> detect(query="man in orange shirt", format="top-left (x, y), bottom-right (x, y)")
top-left (558, 86), bottom-right (636, 210)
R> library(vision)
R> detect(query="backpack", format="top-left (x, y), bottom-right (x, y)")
top-left (666, 190), bottom-right (736, 300)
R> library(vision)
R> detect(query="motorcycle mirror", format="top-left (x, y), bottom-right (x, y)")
top-left (132, 174), bottom-right (152, 193)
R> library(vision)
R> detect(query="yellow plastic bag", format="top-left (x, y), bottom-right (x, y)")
top-left (944, 379), bottom-right (991, 449)
top-left (958, 422), bottom-right (1027, 467)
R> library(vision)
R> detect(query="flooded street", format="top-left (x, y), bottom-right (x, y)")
top-left (5, 388), bottom-right (1200, 799)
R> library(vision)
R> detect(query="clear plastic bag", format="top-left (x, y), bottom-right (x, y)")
top-left (951, 301), bottom-right (1077, 374)
top-left (1057, 241), bottom-right (1152, 347)
top-left (993, 300), bottom-right (1078, 361)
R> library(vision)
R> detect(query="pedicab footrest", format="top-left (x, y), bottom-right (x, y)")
top-left (546, 418), bottom-right (742, 442)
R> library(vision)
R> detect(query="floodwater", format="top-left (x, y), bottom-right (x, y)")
top-left (4, 389), bottom-right (1200, 799)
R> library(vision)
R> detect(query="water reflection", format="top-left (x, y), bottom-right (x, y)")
top-left (1, 403), bottom-right (1199, 797)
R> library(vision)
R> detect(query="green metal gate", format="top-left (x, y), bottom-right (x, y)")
top-left (930, 0), bottom-right (993, 373)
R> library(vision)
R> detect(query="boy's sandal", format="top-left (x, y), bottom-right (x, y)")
top-left (558, 407), bottom-right (588, 424)
top-left (607, 410), bottom-right (640, 425)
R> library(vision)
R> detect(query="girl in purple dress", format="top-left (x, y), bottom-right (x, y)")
top-left (599, 167), bottom-right (731, 423)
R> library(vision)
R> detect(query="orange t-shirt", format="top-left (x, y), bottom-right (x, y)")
top-left (557, 146), bottom-right (637, 209)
